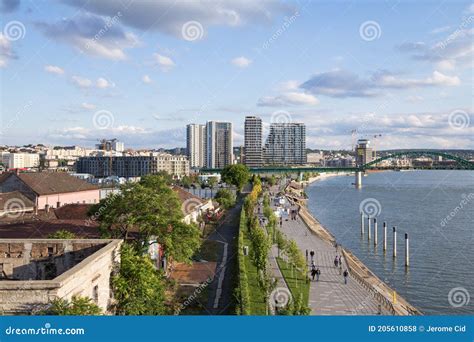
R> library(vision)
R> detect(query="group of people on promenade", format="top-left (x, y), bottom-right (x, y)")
top-left (306, 247), bottom-right (349, 285)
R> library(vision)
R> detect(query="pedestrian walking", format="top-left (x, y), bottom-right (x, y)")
top-left (316, 268), bottom-right (321, 281)
top-left (310, 250), bottom-right (315, 263)
top-left (334, 256), bottom-right (339, 268)
top-left (338, 255), bottom-right (342, 266)
top-left (343, 270), bottom-right (349, 284)
top-left (311, 268), bottom-right (317, 281)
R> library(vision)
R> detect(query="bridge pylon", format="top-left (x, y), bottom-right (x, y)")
top-left (355, 171), bottom-right (363, 188)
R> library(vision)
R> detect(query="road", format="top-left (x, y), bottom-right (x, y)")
top-left (205, 197), bottom-right (243, 315)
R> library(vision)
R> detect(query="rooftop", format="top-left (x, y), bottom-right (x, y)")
top-left (0, 172), bottom-right (98, 196)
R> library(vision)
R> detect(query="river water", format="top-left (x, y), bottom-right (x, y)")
top-left (306, 170), bottom-right (474, 315)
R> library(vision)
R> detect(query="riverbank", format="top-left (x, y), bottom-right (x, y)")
top-left (288, 194), bottom-right (421, 315)
top-left (304, 172), bottom-right (350, 186)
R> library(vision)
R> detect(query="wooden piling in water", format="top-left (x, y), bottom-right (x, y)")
top-left (405, 233), bottom-right (409, 267)
top-left (374, 218), bottom-right (378, 246)
top-left (393, 226), bottom-right (397, 258)
top-left (368, 216), bottom-right (371, 240)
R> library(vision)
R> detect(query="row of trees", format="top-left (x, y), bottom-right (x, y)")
top-left (239, 179), bottom-right (276, 314)
top-left (236, 209), bottom-right (251, 315)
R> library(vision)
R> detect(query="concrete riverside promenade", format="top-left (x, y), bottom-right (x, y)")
top-left (271, 182), bottom-right (420, 315)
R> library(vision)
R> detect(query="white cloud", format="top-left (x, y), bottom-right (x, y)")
top-left (231, 56), bottom-right (252, 68)
top-left (71, 75), bottom-right (93, 88)
top-left (142, 74), bottom-right (152, 84)
top-left (0, 33), bottom-right (15, 68)
top-left (430, 26), bottom-right (451, 34)
top-left (96, 77), bottom-right (115, 89)
top-left (37, 14), bottom-right (139, 61)
top-left (44, 65), bottom-right (65, 75)
top-left (276, 80), bottom-right (299, 91)
top-left (258, 92), bottom-right (319, 107)
top-left (63, 0), bottom-right (291, 39)
top-left (153, 53), bottom-right (175, 71)
top-left (436, 59), bottom-right (456, 71)
top-left (81, 102), bottom-right (96, 110)
top-left (375, 70), bottom-right (460, 88)
top-left (71, 75), bottom-right (115, 89)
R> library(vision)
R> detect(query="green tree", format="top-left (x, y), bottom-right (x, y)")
top-left (94, 174), bottom-right (200, 262)
top-left (42, 296), bottom-right (101, 315)
top-left (112, 244), bottom-right (167, 315)
top-left (48, 230), bottom-right (77, 239)
top-left (267, 175), bottom-right (277, 186)
top-left (180, 175), bottom-right (192, 189)
top-left (214, 188), bottom-right (236, 209)
top-left (249, 222), bottom-right (271, 274)
top-left (221, 164), bottom-right (250, 191)
top-left (285, 240), bottom-right (306, 272)
top-left (207, 176), bottom-right (218, 188)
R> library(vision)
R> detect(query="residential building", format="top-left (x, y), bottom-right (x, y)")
top-left (0, 239), bottom-right (122, 314)
top-left (205, 121), bottom-right (233, 169)
top-left (0, 172), bottom-right (100, 210)
top-left (186, 124), bottom-right (206, 168)
top-left (45, 146), bottom-right (95, 158)
top-left (172, 186), bottom-right (214, 225)
top-left (0, 153), bottom-right (40, 169)
top-left (244, 116), bottom-right (263, 167)
top-left (307, 152), bottom-right (324, 165)
top-left (76, 154), bottom-right (189, 178)
top-left (264, 123), bottom-right (306, 165)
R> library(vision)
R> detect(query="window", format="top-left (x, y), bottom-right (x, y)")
top-left (92, 285), bottom-right (99, 303)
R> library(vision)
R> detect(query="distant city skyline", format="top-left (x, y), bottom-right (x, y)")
top-left (1, 1), bottom-right (473, 150)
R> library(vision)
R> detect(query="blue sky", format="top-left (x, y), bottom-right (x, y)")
top-left (1, 0), bottom-right (473, 150)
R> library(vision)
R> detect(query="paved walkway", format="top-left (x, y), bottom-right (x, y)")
top-left (271, 190), bottom-right (389, 315)
top-left (205, 198), bottom-right (243, 314)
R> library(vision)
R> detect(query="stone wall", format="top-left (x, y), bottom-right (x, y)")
top-left (0, 239), bottom-right (122, 315)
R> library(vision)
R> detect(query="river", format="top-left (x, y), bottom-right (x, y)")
top-left (306, 170), bottom-right (474, 315)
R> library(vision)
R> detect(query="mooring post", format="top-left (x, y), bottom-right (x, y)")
top-left (368, 216), bottom-right (371, 240)
top-left (405, 233), bottom-right (409, 267)
top-left (392, 226), bottom-right (397, 258)
top-left (383, 222), bottom-right (387, 252)
top-left (360, 212), bottom-right (365, 235)
top-left (373, 218), bottom-right (378, 246)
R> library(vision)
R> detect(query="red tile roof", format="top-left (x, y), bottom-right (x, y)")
top-left (5, 172), bottom-right (99, 195)
top-left (54, 204), bottom-right (93, 220)
top-left (0, 191), bottom-right (35, 210)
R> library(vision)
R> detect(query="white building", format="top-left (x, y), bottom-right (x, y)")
top-left (1, 152), bottom-right (40, 169)
top-left (186, 124), bottom-right (206, 168)
top-left (205, 121), bottom-right (233, 169)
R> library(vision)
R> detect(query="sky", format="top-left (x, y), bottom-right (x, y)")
top-left (1, 0), bottom-right (473, 150)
